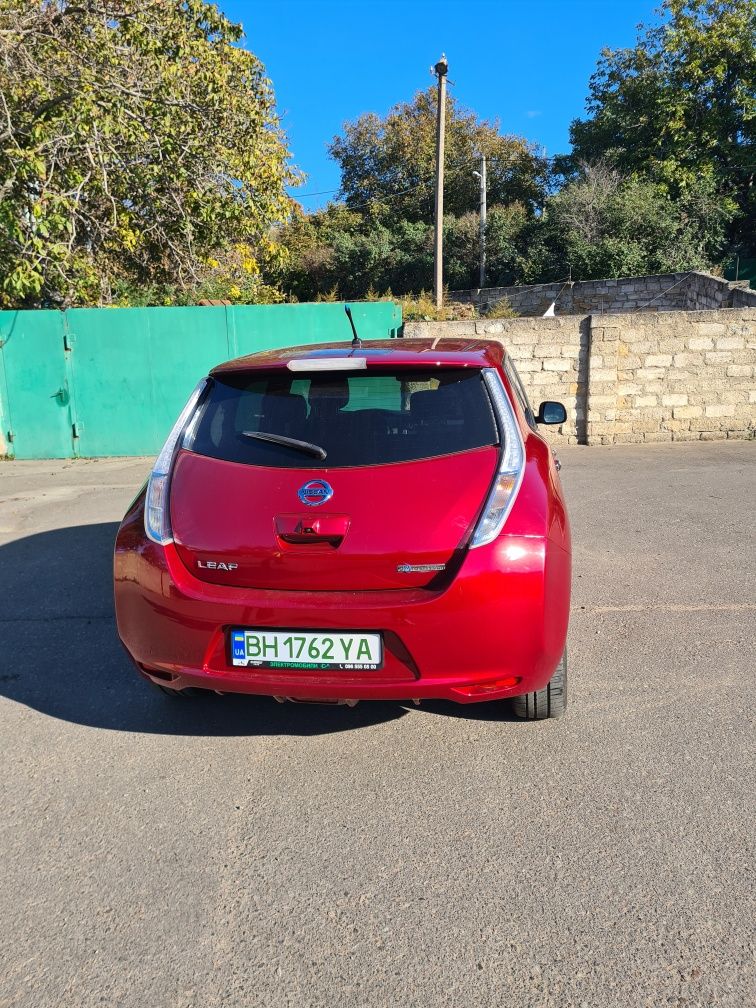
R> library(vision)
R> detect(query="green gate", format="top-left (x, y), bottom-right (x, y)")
top-left (723, 257), bottom-right (756, 287)
top-left (0, 301), bottom-right (401, 459)
top-left (0, 311), bottom-right (75, 459)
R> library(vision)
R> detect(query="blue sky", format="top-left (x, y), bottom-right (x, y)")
top-left (224, 0), bottom-right (658, 208)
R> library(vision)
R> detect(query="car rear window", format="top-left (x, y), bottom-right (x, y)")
top-left (184, 368), bottom-right (499, 468)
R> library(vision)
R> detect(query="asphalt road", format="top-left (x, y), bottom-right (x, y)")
top-left (0, 443), bottom-right (754, 1008)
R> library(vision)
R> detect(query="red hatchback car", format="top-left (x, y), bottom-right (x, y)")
top-left (114, 337), bottom-right (571, 719)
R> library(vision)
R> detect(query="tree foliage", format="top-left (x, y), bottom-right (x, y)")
top-left (277, 160), bottom-right (735, 300)
top-left (273, 204), bottom-right (432, 300)
top-left (520, 161), bottom-right (736, 282)
top-left (565, 0), bottom-right (756, 250)
top-left (277, 0), bottom-right (752, 302)
top-left (4, 1), bottom-right (750, 309)
top-left (329, 88), bottom-right (549, 221)
top-left (277, 90), bottom-right (548, 300)
top-left (275, 200), bottom-right (538, 299)
top-left (0, 0), bottom-right (297, 307)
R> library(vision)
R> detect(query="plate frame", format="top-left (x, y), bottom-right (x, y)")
top-left (227, 626), bottom-right (384, 671)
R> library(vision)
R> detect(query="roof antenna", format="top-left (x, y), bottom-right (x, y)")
top-left (344, 304), bottom-right (361, 348)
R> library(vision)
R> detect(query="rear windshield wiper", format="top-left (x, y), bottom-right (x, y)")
top-left (242, 430), bottom-right (327, 460)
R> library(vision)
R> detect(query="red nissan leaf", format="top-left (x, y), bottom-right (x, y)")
top-left (114, 336), bottom-right (571, 719)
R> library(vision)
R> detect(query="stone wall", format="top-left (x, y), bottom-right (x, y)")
top-left (730, 286), bottom-right (756, 309)
top-left (587, 310), bottom-right (755, 444)
top-left (403, 307), bottom-right (756, 445)
top-left (405, 315), bottom-right (588, 443)
top-left (450, 271), bottom-right (756, 318)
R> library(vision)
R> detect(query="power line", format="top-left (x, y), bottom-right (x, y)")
top-left (293, 156), bottom-right (756, 200)
top-left (291, 153), bottom-right (507, 207)
top-left (479, 276), bottom-right (572, 293)
top-left (290, 158), bottom-right (756, 207)
top-left (346, 181), bottom-right (434, 211)
top-left (293, 187), bottom-right (341, 199)
top-left (290, 148), bottom-right (553, 202)
top-left (637, 270), bottom-right (697, 312)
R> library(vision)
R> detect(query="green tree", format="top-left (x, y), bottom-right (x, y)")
top-left (519, 162), bottom-right (735, 282)
top-left (276, 200), bottom-right (536, 301)
top-left (0, 0), bottom-right (298, 307)
top-left (274, 203), bottom-right (432, 300)
top-left (276, 91), bottom-right (543, 301)
top-left (468, 203), bottom-right (529, 288)
top-left (441, 204), bottom-right (530, 290)
top-left (565, 0), bottom-right (756, 251)
top-left (329, 88), bottom-right (550, 222)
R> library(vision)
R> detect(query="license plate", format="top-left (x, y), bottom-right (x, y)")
top-left (230, 629), bottom-right (383, 670)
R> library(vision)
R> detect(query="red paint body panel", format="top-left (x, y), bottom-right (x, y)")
top-left (170, 446), bottom-right (499, 591)
top-left (210, 338), bottom-right (506, 376)
top-left (114, 339), bottom-right (571, 704)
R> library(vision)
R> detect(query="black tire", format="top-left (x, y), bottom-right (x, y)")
top-left (512, 650), bottom-right (567, 720)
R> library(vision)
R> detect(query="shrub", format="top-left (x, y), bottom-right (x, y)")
top-left (480, 297), bottom-right (517, 319)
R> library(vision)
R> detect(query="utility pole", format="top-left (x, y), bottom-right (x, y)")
top-left (432, 54), bottom-right (448, 310)
top-left (475, 153), bottom-right (487, 289)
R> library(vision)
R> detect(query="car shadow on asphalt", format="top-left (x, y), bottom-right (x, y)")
top-left (0, 522), bottom-right (406, 736)
top-left (0, 521), bottom-right (518, 735)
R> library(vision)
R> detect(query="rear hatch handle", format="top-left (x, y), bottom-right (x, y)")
top-left (275, 514), bottom-right (350, 547)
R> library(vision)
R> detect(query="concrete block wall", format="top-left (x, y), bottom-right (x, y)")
top-left (730, 286), bottom-right (756, 309)
top-left (451, 271), bottom-right (756, 318)
top-left (403, 307), bottom-right (756, 445)
top-left (404, 315), bottom-right (588, 443)
top-left (588, 309), bottom-right (755, 444)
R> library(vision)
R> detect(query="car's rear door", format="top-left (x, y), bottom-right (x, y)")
top-left (170, 366), bottom-right (500, 591)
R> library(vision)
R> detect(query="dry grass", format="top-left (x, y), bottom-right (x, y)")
top-left (330, 286), bottom-right (517, 323)
top-left (480, 296), bottom-right (517, 319)
top-left (396, 290), bottom-right (479, 322)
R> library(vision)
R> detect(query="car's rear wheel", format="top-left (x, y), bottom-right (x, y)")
top-left (512, 650), bottom-right (567, 720)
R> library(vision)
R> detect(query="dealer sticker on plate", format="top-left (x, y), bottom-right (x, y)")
top-left (230, 629), bottom-right (383, 670)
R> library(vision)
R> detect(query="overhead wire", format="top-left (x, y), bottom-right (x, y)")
top-left (293, 158), bottom-right (756, 201)
top-left (481, 276), bottom-right (571, 291)
top-left (288, 159), bottom-right (752, 299)
top-left (294, 187), bottom-right (343, 199)
top-left (634, 270), bottom-right (695, 311)
top-left (292, 151), bottom-right (543, 204)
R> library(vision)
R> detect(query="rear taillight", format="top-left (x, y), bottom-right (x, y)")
top-left (470, 368), bottom-right (525, 548)
top-left (144, 380), bottom-right (207, 545)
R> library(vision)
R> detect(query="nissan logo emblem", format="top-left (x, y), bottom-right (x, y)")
top-left (297, 479), bottom-right (333, 506)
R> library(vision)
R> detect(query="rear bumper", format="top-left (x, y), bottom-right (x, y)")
top-left (115, 506), bottom-right (570, 704)
top-left (136, 667), bottom-right (526, 703)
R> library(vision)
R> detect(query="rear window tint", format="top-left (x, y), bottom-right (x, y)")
top-left (184, 369), bottom-right (499, 468)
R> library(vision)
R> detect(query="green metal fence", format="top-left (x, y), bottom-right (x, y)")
top-left (0, 301), bottom-right (401, 459)
top-left (723, 257), bottom-right (756, 287)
